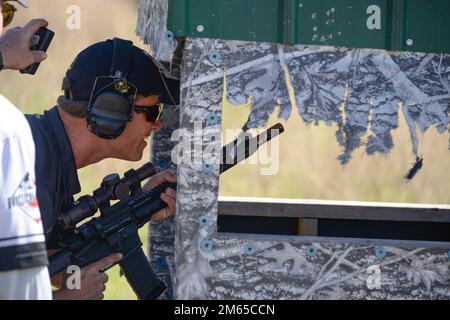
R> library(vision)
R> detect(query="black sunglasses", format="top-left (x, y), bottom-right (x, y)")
top-left (2, 1), bottom-right (17, 27)
top-left (134, 103), bottom-right (164, 123)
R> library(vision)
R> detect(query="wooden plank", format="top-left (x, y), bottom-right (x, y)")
top-left (218, 196), bottom-right (450, 223)
top-left (301, 219), bottom-right (318, 236)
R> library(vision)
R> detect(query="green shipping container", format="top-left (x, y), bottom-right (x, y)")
top-left (167, 0), bottom-right (450, 54)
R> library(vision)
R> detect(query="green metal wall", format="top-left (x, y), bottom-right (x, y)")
top-left (167, 0), bottom-right (450, 54)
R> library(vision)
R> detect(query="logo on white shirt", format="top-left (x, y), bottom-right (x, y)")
top-left (7, 173), bottom-right (41, 224)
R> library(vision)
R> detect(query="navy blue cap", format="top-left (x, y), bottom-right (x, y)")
top-left (66, 39), bottom-right (180, 105)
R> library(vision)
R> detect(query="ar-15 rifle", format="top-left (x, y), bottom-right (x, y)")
top-left (48, 123), bottom-right (284, 300)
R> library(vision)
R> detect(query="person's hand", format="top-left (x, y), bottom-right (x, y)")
top-left (0, 19), bottom-right (48, 70)
top-left (143, 170), bottom-right (177, 221)
top-left (53, 253), bottom-right (122, 300)
top-left (47, 249), bottom-right (64, 288)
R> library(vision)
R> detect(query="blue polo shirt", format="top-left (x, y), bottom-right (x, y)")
top-left (25, 107), bottom-right (81, 248)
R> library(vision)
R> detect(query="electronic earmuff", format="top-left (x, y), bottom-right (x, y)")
top-left (85, 38), bottom-right (137, 140)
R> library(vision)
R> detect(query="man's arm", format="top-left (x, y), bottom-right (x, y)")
top-left (0, 19), bottom-right (48, 71)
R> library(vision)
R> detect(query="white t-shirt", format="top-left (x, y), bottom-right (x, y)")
top-left (0, 94), bottom-right (47, 271)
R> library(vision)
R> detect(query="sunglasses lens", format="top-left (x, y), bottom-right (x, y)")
top-left (2, 3), bottom-right (16, 27)
top-left (145, 109), bottom-right (159, 122)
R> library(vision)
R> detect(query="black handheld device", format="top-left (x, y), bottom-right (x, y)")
top-left (20, 27), bottom-right (54, 75)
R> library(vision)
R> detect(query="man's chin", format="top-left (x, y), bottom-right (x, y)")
top-left (117, 141), bottom-right (147, 162)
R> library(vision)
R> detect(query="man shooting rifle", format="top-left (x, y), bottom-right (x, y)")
top-left (25, 38), bottom-right (180, 299)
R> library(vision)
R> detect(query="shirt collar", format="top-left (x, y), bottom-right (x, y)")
top-left (45, 107), bottom-right (81, 196)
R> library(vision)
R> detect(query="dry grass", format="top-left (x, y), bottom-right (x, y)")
top-left (220, 102), bottom-right (450, 205)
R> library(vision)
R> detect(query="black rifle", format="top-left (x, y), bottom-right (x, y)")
top-left (48, 123), bottom-right (284, 300)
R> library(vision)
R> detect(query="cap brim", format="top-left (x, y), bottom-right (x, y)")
top-left (15, 0), bottom-right (28, 8)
